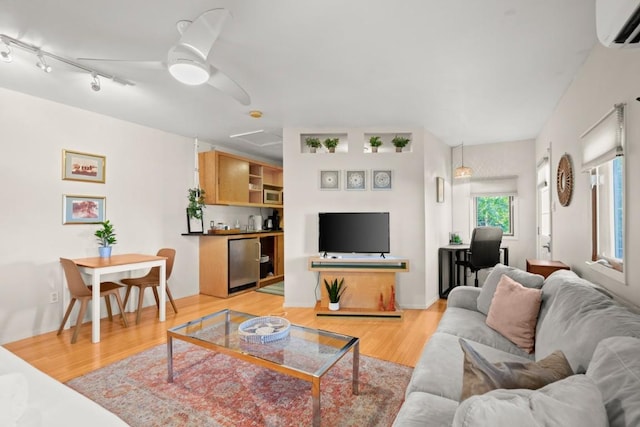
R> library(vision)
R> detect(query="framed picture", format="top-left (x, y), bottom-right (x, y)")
top-left (372, 170), bottom-right (392, 190)
top-left (186, 209), bottom-right (204, 234)
top-left (62, 195), bottom-right (105, 224)
top-left (436, 177), bottom-right (445, 203)
top-left (320, 170), bottom-right (340, 190)
top-left (345, 170), bottom-right (366, 190)
top-left (62, 149), bottom-right (106, 183)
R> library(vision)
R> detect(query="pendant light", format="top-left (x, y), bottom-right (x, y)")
top-left (454, 142), bottom-right (473, 179)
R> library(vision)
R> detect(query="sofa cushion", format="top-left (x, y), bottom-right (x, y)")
top-left (536, 283), bottom-right (640, 373)
top-left (437, 307), bottom-right (533, 359)
top-left (453, 375), bottom-right (607, 427)
top-left (477, 264), bottom-right (544, 315)
top-left (459, 338), bottom-right (573, 401)
top-left (391, 392), bottom-right (457, 427)
top-left (0, 372), bottom-right (28, 426)
top-left (486, 275), bottom-right (542, 353)
top-left (406, 332), bottom-right (532, 402)
top-left (587, 336), bottom-right (640, 427)
top-left (537, 270), bottom-right (614, 338)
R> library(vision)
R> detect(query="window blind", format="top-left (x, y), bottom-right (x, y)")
top-left (470, 176), bottom-right (518, 196)
top-left (581, 103), bottom-right (625, 171)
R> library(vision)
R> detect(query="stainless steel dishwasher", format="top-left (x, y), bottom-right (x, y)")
top-left (228, 238), bottom-right (261, 294)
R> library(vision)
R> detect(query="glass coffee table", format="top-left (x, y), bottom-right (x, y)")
top-left (167, 309), bottom-right (359, 426)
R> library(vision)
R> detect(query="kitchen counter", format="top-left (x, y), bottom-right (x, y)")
top-left (182, 230), bottom-right (283, 237)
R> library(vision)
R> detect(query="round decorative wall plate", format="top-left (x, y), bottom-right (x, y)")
top-left (556, 154), bottom-right (574, 207)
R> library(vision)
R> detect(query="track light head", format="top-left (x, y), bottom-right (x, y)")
top-left (90, 73), bottom-right (101, 92)
top-left (36, 52), bottom-right (51, 73)
top-left (0, 39), bottom-right (11, 63)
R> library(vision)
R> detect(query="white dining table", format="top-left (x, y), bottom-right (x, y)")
top-left (71, 253), bottom-right (167, 343)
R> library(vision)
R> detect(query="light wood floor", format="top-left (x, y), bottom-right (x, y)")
top-left (3, 291), bottom-right (447, 383)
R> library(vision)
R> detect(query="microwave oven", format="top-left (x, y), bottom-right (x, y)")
top-left (264, 189), bottom-right (283, 204)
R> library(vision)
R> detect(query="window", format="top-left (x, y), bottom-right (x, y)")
top-left (591, 156), bottom-right (624, 268)
top-left (581, 103), bottom-right (625, 281)
top-left (474, 195), bottom-right (514, 236)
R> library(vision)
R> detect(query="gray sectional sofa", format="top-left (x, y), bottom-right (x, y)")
top-left (393, 265), bottom-right (640, 427)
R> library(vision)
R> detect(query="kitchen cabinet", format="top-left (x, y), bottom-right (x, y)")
top-left (198, 150), bottom-right (283, 208)
top-left (199, 231), bottom-right (284, 298)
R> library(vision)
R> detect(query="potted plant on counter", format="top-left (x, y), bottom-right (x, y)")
top-left (369, 135), bottom-right (383, 153)
top-left (323, 137), bottom-right (340, 153)
top-left (391, 135), bottom-right (411, 152)
top-left (187, 188), bottom-right (206, 219)
top-left (324, 278), bottom-right (346, 311)
top-left (95, 220), bottom-right (117, 258)
top-left (305, 137), bottom-right (322, 153)
top-left (186, 188), bottom-right (206, 233)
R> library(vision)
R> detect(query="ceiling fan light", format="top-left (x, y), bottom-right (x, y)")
top-left (169, 60), bottom-right (210, 85)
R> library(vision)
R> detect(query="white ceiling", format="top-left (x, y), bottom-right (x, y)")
top-left (0, 0), bottom-right (597, 162)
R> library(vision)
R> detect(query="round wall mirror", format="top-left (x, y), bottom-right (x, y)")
top-left (556, 154), bottom-right (573, 207)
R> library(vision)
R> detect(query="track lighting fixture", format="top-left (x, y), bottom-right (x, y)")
top-left (0, 37), bottom-right (11, 63)
top-left (36, 52), bottom-right (52, 73)
top-left (0, 33), bottom-right (133, 90)
top-left (90, 73), bottom-right (101, 92)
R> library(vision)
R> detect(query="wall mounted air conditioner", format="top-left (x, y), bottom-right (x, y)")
top-left (596, 0), bottom-right (640, 48)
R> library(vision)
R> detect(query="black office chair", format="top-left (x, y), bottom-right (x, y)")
top-left (456, 227), bottom-right (503, 287)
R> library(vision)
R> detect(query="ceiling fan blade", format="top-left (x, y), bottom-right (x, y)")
top-left (207, 66), bottom-right (251, 106)
top-left (77, 58), bottom-right (165, 69)
top-left (178, 8), bottom-right (231, 61)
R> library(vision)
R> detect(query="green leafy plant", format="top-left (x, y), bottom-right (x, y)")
top-left (369, 136), bottom-right (383, 148)
top-left (324, 278), bottom-right (346, 303)
top-left (305, 137), bottom-right (322, 148)
top-left (391, 135), bottom-right (411, 148)
top-left (322, 137), bottom-right (340, 151)
top-left (187, 188), bottom-right (206, 219)
top-left (94, 220), bottom-right (117, 247)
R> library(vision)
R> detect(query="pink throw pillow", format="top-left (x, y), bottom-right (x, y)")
top-left (486, 274), bottom-right (542, 353)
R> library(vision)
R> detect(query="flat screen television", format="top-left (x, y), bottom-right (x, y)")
top-left (318, 212), bottom-right (390, 256)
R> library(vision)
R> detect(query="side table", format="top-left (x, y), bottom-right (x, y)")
top-left (526, 259), bottom-right (570, 278)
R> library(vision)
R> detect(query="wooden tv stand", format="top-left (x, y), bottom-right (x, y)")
top-left (308, 256), bottom-right (410, 319)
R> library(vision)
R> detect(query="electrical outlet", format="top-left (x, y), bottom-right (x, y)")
top-left (49, 291), bottom-right (58, 303)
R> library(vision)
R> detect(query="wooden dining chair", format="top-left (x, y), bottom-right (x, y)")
top-left (57, 258), bottom-right (129, 344)
top-left (122, 248), bottom-right (178, 324)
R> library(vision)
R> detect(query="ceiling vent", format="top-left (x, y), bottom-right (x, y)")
top-left (596, 0), bottom-right (640, 48)
top-left (229, 130), bottom-right (282, 147)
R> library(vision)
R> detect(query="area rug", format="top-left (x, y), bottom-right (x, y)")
top-left (67, 340), bottom-right (411, 426)
top-left (256, 281), bottom-right (285, 296)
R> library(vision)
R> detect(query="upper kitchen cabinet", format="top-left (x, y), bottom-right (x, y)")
top-left (199, 151), bottom-right (283, 208)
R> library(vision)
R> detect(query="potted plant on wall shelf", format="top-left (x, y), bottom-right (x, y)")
top-left (94, 220), bottom-right (117, 258)
top-left (369, 136), bottom-right (383, 153)
top-left (323, 137), bottom-right (340, 153)
top-left (305, 137), bottom-right (322, 153)
top-left (187, 188), bottom-right (206, 233)
top-left (391, 135), bottom-right (411, 152)
top-left (324, 278), bottom-right (346, 311)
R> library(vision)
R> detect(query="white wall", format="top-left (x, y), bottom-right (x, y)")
top-left (535, 44), bottom-right (640, 306)
top-left (451, 140), bottom-right (538, 279)
top-left (282, 127), bottom-right (450, 309)
top-left (0, 88), bottom-right (201, 344)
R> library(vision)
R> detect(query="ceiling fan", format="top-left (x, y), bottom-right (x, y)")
top-left (79, 8), bottom-right (251, 105)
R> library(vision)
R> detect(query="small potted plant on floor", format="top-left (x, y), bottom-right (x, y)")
top-left (95, 220), bottom-right (117, 257)
top-left (305, 137), bottom-right (322, 153)
top-left (324, 278), bottom-right (346, 311)
top-left (391, 135), bottom-right (411, 152)
top-left (323, 137), bottom-right (340, 153)
top-left (369, 136), bottom-right (383, 153)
